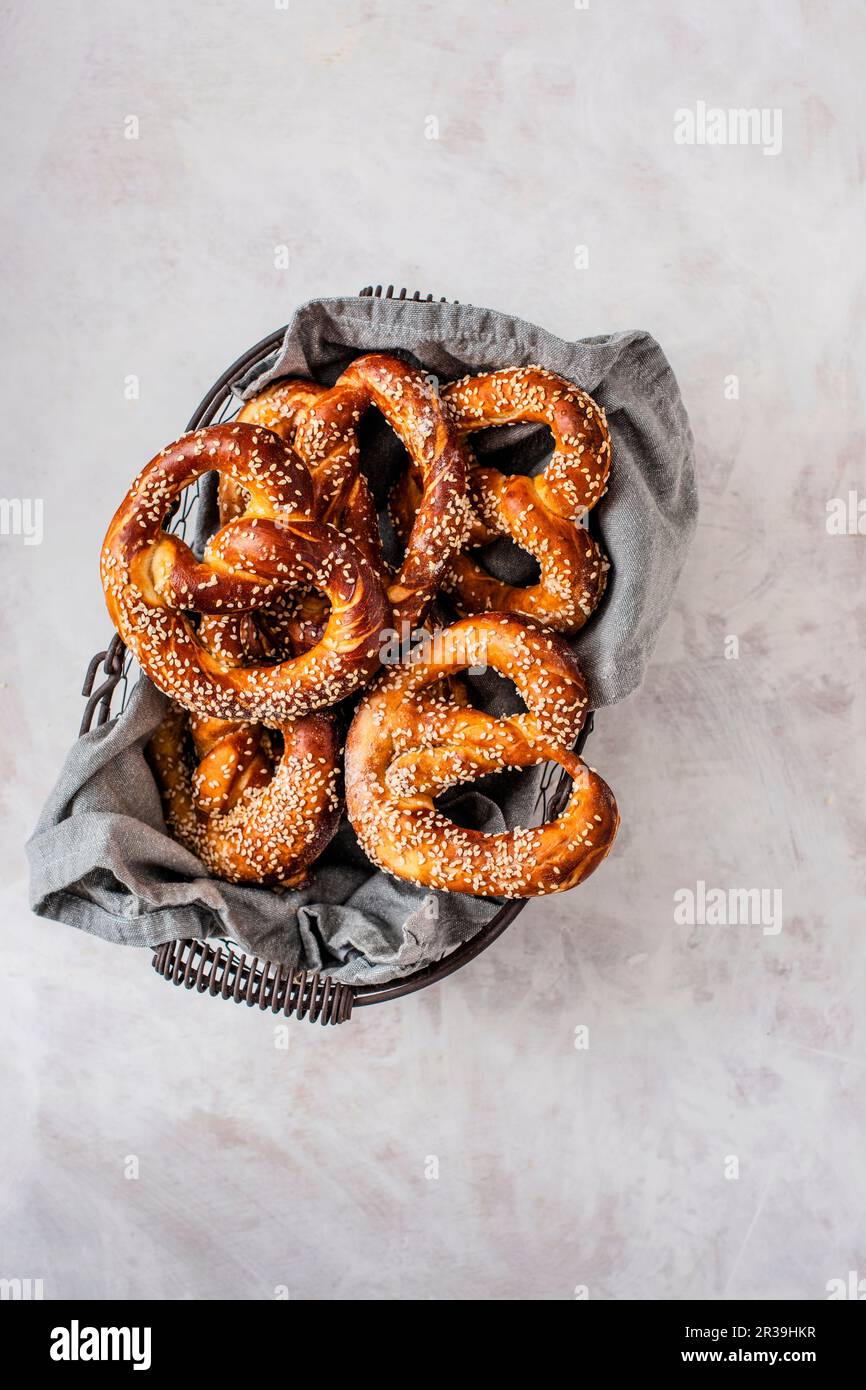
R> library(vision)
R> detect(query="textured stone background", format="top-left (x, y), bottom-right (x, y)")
top-left (2, 0), bottom-right (864, 1300)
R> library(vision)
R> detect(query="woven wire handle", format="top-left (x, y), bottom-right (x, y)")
top-left (359, 283), bottom-right (455, 302)
top-left (152, 939), bottom-right (353, 1025)
top-left (79, 633), bottom-right (128, 735)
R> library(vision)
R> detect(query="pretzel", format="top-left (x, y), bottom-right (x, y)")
top-left (234, 353), bottom-right (472, 629)
top-left (345, 615), bottom-right (619, 897)
top-left (100, 422), bottom-right (391, 722)
top-left (391, 366), bottom-right (611, 633)
top-left (149, 704), bottom-right (341, 885)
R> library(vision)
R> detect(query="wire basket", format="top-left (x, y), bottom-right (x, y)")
top-left (79, 286), bottom-right (596, 1024)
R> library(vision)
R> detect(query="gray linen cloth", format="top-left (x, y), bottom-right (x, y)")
top-left (28, 297), bottom-right (697, 984)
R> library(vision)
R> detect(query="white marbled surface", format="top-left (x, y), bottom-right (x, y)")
top-left (1, 0), bottom-right (864, 1301)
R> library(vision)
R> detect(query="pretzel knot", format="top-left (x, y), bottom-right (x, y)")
top-left (345, 615), bottom-right (619, 898)
top-left (234, 377), bottom-right (385, 578)
top-left (100, 422), bottom-right (391, 721)
top-left (148, 705), bottom-right (341, 885)
top-left (391, 366), bottom-right (612, 633)
top-left (234, 352), bottom-right (473, 631)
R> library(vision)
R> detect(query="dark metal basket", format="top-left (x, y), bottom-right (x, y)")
top-left (79, 286), bottom-right (595, 1025)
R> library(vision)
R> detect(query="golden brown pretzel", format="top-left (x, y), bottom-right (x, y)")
top-left (391, 366), bottom-right (611, 633)
top-left (345, 615), bottom-right (619, 898)
top-left (100, 422), bottom-right (391, 722)
top-left (149, 704), bottom-right (341, 885)
top-left (235, 353), bottom-right (472, 629)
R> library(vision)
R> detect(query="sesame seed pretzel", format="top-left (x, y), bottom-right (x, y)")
top-left (345, 615), bottom-right (619, 898)
top-left (148, 703), bottom-right (341, 885)
top-left (100, 422), bottom-right (391, 722)
top-left (234, 353), bottom-right (472, 630)
top-left (390, 366), bottom-right (611, 633)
